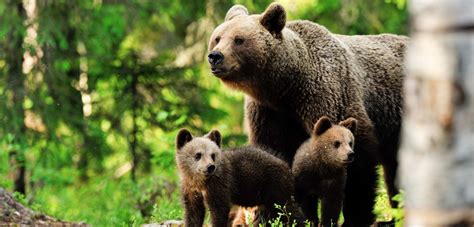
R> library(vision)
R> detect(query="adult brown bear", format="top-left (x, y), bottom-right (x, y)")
top-left (208, 3), bottom-right (408, 226)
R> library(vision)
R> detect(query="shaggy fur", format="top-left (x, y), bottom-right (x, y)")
top-left (175, 129), bottom-right (304, 227)
top-left (293, 116), bottom-right (357, 226)
top-left (208, 3), bottom-right (408, 225)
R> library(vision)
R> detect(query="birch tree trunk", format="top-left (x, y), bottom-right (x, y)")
top-left (400, 0), bottom-right (474, 226)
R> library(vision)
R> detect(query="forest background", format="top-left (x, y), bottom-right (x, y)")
top-left (0, 0), bottom-right (407, 225)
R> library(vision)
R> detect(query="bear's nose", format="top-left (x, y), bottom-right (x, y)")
top-left (208, 51), bottom-right (224, 65)
top-left (347, 151), bottom-right (355, 162)
top-left (206, 164), bottom-right (216, 174)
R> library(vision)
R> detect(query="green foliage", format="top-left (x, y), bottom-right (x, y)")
top-left (392, 191), bottom-right (405, 227)
top-left (264, 204), bottom-right (299, 227)
top-left (32, 176), bottom-right (143, 225)
top-left (374, 168), bottom-right (394, 221)
top-left (150, 192), bottom-right (183, 223)
top-left (0, 0), bottom-right (407, 225)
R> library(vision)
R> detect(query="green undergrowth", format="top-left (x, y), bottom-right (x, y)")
top-left (5, 160), bottom-right (402, 226)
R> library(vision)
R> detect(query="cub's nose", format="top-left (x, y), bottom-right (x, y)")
top-left (206, 164), bottom-right (216, 174)
top-left (208, 51), bottom-right (224, 65)
top-left (347, 151), bottom-right (355, 162)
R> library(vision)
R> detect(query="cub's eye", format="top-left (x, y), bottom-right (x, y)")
top-left (211, 154), bottom-right (216, 161)
top-left (234, 38), bottom-right (244, 45)
top-left (215, 37), bottom-right (220, 43)
top-left (194, 153), bottom-right (202, 161)
top-left (334, 141), bottom-right (341, 148)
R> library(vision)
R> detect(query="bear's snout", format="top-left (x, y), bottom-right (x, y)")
top-left (206, 164), bottom-right (216, 174)
top-left (208, 51), bottom-right (224, 66)
top-left (346, 151), bottom-right (355, 163)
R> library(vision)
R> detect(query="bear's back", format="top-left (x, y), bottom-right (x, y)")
top-left (336, 33), bottom-right (408, 138)
top-left (222, 146), bottom-right (293, 206)
top-left (285, 20), bottom-right (408, 141)
top-left (286, 20), bottom-right (408, 66)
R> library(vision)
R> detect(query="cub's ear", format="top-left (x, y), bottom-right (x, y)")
top-left (313, 116), bottom-right (333, 136)
top-left (225, 5), bottom-right (249, 21)
top-left (176, 129), bottom-right (193, 150)
top-left (260, 3), bottom-right (286, 38)
top-left (205, 129), bottom-right (222, 148)
top-left (339, 117), bottom-right (358, 135)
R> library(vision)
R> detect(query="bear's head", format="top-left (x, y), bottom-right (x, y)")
top-left (175, 129), bottom-right (222, 180)
top-left (208, 3), bottom-right (286, 83)
top-left (310, 116), bottom-right (357, 167)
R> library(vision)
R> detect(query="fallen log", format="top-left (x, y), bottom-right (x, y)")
top-left (0, 187), bottom-right (88, 226)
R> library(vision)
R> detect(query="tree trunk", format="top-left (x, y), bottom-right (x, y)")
top-left (5, 0), bottom-right (27, 195)
top-left (399, 0), bottom-right (474, 226)
top-left (130, 71), bottom-right (139, 182)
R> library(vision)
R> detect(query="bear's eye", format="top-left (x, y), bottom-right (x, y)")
top-left (215, 37), bottom-right (220, 44)
top-left (334, 141), bottom-right (341, 148)
top-left (194, 153), bottom-right (202, 161)
top-left (234, 38), bottom-right (244, 45)
top-left (211, 153), bottom-right (216, 161)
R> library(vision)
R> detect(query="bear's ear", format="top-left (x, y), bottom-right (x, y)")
top-left (260, 3), bottom-right (286, 38)
top-left (225, 5), bottom-right (249, 21)
top-left (339, 117), bottom-right (358, 135)
top-left (313, 116), bottom-right (333, 136)
top-left (176, 129), bottom-right (193, 150)
top-left (205, 129), bottom-right (222, 148)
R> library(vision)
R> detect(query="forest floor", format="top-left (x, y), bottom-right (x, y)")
top-left (0, 188), bottom-right (88, 226)
top-left (0, 168), bottom-right (399, 226)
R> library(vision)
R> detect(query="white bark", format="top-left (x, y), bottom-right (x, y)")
top-left (400, 0), bottom-right (474, 226)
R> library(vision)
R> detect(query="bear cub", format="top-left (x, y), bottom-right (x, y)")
top-left (175, 129), bottom-right (303, 226)
top-left (292, 116), bottom-right (357, 227)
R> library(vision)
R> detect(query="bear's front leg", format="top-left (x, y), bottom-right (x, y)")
top-left (297, 194), bottom-right (319, 226)
top-left (320, 181), bottom-right (344, 227)
top-left (245, 97), bottom-right (308, 164)
top-left (341, 109), bottom-right (379, 226)
top-left (294, 175), bottom-right (319, 225)
top-left (343, 160), bottom-right (377, 227)
top-left (206, 193), bottom-right (231, 227)
top-left (182, 190), bottom-right (205, 227)
top-left (380, 138), bottom-right (401, 208)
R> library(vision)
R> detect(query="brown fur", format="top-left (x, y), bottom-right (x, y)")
top-left (293, 117), bottom-right (357, 226)
top-left (208, 3), bottom-right (408, 225)
top-left (231, 207), bottom-right (257, 226)
top-left (175, 129), bottom-right (304, 227)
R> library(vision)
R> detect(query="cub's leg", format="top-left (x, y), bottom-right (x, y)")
top-left (321, 187), bottom-right (344, 226)
top-left (182, 190), bottom-right (205, 226)
top-left (206, 185), bottom-right (232, 227)
top-left (298, 194), bottom-right (319, 226)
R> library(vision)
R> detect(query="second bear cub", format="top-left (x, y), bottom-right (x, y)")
top-left (175, 129), bottom-right (303, 226)
top-left (292, 116), bottom-right (357, 227)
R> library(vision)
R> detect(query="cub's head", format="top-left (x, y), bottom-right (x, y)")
top-left (208, 3), bottom-right (286, 82)
top-left (310, 116), bottom-right (358, 166)
top-left (175, 129), bottom-right (222, 179)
